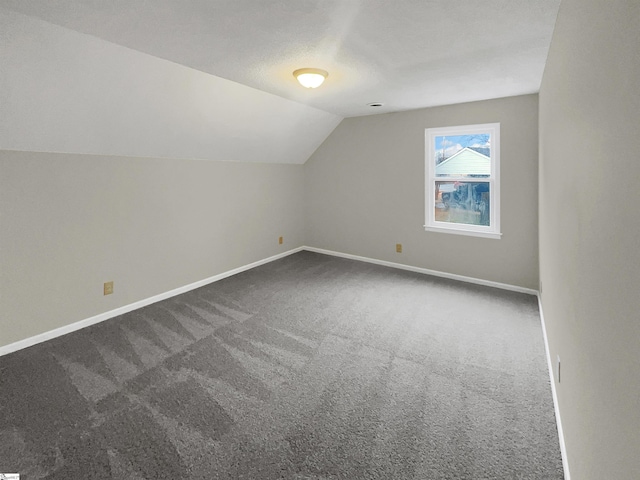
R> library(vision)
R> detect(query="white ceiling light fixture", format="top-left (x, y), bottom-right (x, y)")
top-left (293, 68), bottom-right (328, 89)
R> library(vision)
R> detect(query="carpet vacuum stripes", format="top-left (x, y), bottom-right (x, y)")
top-left (0, 251), bottom-right (563, 479)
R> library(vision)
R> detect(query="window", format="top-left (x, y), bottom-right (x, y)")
top-left (425, 123), bottom-right (501, 239)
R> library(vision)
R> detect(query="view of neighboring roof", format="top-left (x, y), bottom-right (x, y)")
top-left (435, 147), bottom-right (490, 176)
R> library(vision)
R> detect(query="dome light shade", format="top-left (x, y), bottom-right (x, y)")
top-left (293, 68), bottom-right (328, 88)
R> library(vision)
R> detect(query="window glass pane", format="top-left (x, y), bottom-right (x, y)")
top-left (435, 134), bottom-right (491, 178)
top-left (434, 181), bottom-right (490, 226)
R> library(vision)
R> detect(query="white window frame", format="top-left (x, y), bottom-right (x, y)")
top-left (424, 123), bottom-right (501, 239)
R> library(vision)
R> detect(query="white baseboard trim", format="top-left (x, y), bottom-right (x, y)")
top-left (537, 293), bottom-right (571, 480)
top-left (302, 246), bottom-right (538, 295)
top-left (0, 247), bottom-right (303, 357)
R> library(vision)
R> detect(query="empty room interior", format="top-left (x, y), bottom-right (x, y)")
top-left (1, 0), bottom-right (638, 479)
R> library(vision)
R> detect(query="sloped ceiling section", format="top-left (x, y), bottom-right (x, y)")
top-left (0, 8), bottom-right (342, 164)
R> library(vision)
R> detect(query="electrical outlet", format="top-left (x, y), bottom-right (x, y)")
top-left (396, 243), bottom-right (402, 253)
top-left (557, 355), bottom-right (561, 383)
top-left (279, 236), bottom-right (283, 245)
top-left (104, 281), bottom-right (114, 296)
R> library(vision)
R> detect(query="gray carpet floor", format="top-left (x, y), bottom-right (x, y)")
top-left (0, 251), bottom-right (563, 479)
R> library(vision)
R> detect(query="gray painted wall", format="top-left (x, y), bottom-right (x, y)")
top-left (539, 0), bottom-right (640, 477)
top-left (0, 151), bottom-right (304, 347)
top-left (0, 5), bottom-right (333, 351)
top-left (304, 95), bottom-right (539, 289)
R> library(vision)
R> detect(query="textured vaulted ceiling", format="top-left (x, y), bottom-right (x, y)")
top-left (1, 0), bottom-right (561, 118)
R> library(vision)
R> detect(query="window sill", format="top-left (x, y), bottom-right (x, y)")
top-left (423, 225), bottom-right (502, 240)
